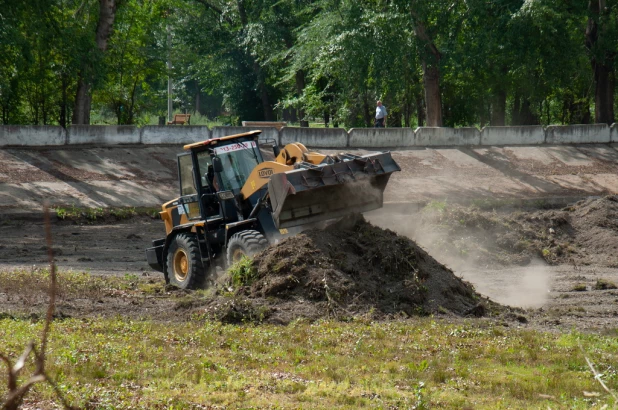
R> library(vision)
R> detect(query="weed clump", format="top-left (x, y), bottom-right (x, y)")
top-left (593, 279), bottom-right (617, 290)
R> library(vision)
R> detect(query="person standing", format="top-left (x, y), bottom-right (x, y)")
top-left (375, 100), bottom-right (387, 128)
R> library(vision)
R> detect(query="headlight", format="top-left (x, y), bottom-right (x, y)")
top-left (217, 191), bottom-right (235, 200)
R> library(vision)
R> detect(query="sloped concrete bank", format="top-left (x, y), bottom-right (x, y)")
top-left (1, 123), bottom-right (616, 148)
top-left (0, 143), bottom-right (617, 216)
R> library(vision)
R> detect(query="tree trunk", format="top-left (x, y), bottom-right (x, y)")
top-left (411, 11), bottom-right (442, 127)
top-left (422, 62), bottom-right (442, 126)
top-left (73, 77), bottom-right (91, 125)
top-left (363, 94), bottom-right (372, 127)
top-left (592, 62), bottom-right (615, 124)
top-left (236, 0), bottom-right (273, 121)
top-left (59, 74), bottom-right (68, 128)
top-left (512, 93), bottom-right (521, 125)
top-left (195, 90), bottom-right (200, 114)
top-left (72, 0), bottom-right (120, 125)
top-left (253, 62), bottom-right (274, 121)
top-left (518, 98), bottom-right (539, 125)
top-left (586, 0), bottom-right (615, 125)
top-left (295, 70), bottom-right (309, 127)
top-left (490, 90), bottom-right (506, 126)
top-left (416, 93), bottom-right (425, 127)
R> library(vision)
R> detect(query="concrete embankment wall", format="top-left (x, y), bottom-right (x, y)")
top-left (1, 123), bottom-right (617, 148)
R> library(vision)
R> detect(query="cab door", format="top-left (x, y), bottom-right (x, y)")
top-left (176, 153), bottom-right (201, 221)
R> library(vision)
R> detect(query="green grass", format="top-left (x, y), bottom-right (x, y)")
top-left (228, 255), bottom-right (258, 288)
top-left (0, 269), bottom-right (164, 300)
top-left (2, 317), bottom-right (617, 408)
top-left (2, 270), bottom-right (618, 409)
top-left (53, 206), bottom-right (160, 223)
top-left (594, 279), bottom-right (618, 290)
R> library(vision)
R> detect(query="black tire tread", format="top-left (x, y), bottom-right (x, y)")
top-left (166, 233), bottom-right (206, 289)
top-left (226, 230), bottom-right (268, 266)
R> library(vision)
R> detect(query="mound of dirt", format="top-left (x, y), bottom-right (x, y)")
top-left (417, 195), bottom-right (618, 268)
top-left (204, 215), bottom-right (496, 324)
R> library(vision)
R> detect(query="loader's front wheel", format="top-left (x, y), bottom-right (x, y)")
top-left (226, 230), bottom-right (268, 267)
top-left (166, 233), bottom-right (206, 289)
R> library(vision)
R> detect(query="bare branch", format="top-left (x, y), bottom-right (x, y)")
top-left (0, 354), bottom-right (16, 392)
top-left (13, 343), bottom-right (34, 374)
top-left (3, 374), bottom-right (46, 410)
top-left (409, 9), bottom-right (441, 60)
top-left (40, 203), bottom-right (56, 371)
top-left (1, 204), bottom-right (75, 410)
top-left (579, 341), bottom-right (618, 402)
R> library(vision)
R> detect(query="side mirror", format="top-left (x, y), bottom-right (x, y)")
top-left (212, 157), bottom-right (223, 173)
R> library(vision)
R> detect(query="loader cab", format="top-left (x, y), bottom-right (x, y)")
top-left (207, 138), bottom-right (263, 195)
top-left (190, 134), bottom-right (264, 222)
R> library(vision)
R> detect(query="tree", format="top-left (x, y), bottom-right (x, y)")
top-left (72, 0), bottom-right (122, 125)
top-left (95, 0), bottom-right (167, 124)
top-left (586, 0), bottom-right (616, 124)
top-left (409, 1), bottom-right (443, 126)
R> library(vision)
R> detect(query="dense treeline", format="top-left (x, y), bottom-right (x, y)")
top-left (0, 0), bottom-right (616, 128)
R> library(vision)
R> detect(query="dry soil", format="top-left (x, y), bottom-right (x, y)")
top-left (1, 197), bottom-right (617, 333)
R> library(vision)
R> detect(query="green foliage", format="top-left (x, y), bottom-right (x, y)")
top-left (228, 255), bottom-right (258, 287)
top-left (1, 0), bottom-right (616, 127)
top-left (93, 0), bottom-right (168, 125)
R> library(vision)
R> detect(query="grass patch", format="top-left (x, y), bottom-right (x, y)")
top-left (1, 318), bottom-right (617, 409)
top-left (423, 200), bottom-right (448, 213)
top-left (227, 256), bottom-right (258, 288)
top-left (1, 269), bottom-right (617, 408)
top-left (0, 269), bottom-right (164, 301)
top-left (572, 283), bottom-right (588, 292)
top-left (594, 279), bottom-right (618, 290)
top-left (53, 206), bottom-right (160, 223)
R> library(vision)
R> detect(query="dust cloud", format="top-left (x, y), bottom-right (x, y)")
top-left (366, 206), bottom-right (551, 308)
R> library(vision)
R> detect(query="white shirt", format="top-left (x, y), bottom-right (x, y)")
top-left (376, 105), bottom-right (387, 119)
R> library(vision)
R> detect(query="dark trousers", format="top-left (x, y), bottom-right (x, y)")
top-left (374, 118), bottom-right (385, 128)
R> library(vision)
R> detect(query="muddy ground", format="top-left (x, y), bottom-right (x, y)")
top-left (1, 196), bottom-right (618, 333)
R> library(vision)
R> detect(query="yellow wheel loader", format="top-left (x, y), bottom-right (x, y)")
top-left (146, 130), bottom-right (400, 289)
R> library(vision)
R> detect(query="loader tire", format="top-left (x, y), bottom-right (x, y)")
top-left (227, 230), bottom-right (268, 267)
top-left (166, 233), bottom-right (206, 289)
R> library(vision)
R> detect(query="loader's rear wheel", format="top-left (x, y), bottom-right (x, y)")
top-left (226, 230), bottom-right (268, 266)
top-left (166, 233), bottom-right (206, 289)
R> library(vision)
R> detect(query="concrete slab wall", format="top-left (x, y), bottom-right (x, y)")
top-left (545, 124), bottom-right (610, 144)
top-left (68, 125), bottom-right (140, 145)
top-left (5, 124), bottom-right (618, 148)
top-left (211, 126), bottom-right (279, 144)
top-left (481, 126), bottom-right (544, 145)
top-left (141, 125), bottom-right (210, 145)
top-left (415, 127), bottom-right (480, 146)
top-left (348, 128), bottom-right (414, 148)
top-left (0, 126), bottom-right (66, 146)
top-left (280, 127), bottom-right (347, 148)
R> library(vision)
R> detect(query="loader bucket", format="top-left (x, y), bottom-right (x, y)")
top-left (268, 152), bottom-right (400, 229)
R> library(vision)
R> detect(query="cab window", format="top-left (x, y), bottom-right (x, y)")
top-left (178, 153), bottom-right (196, 196)
top-left (196, 151), bottom-right (213, 189)
top-left (213, 140), bottom-right (261, 192)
